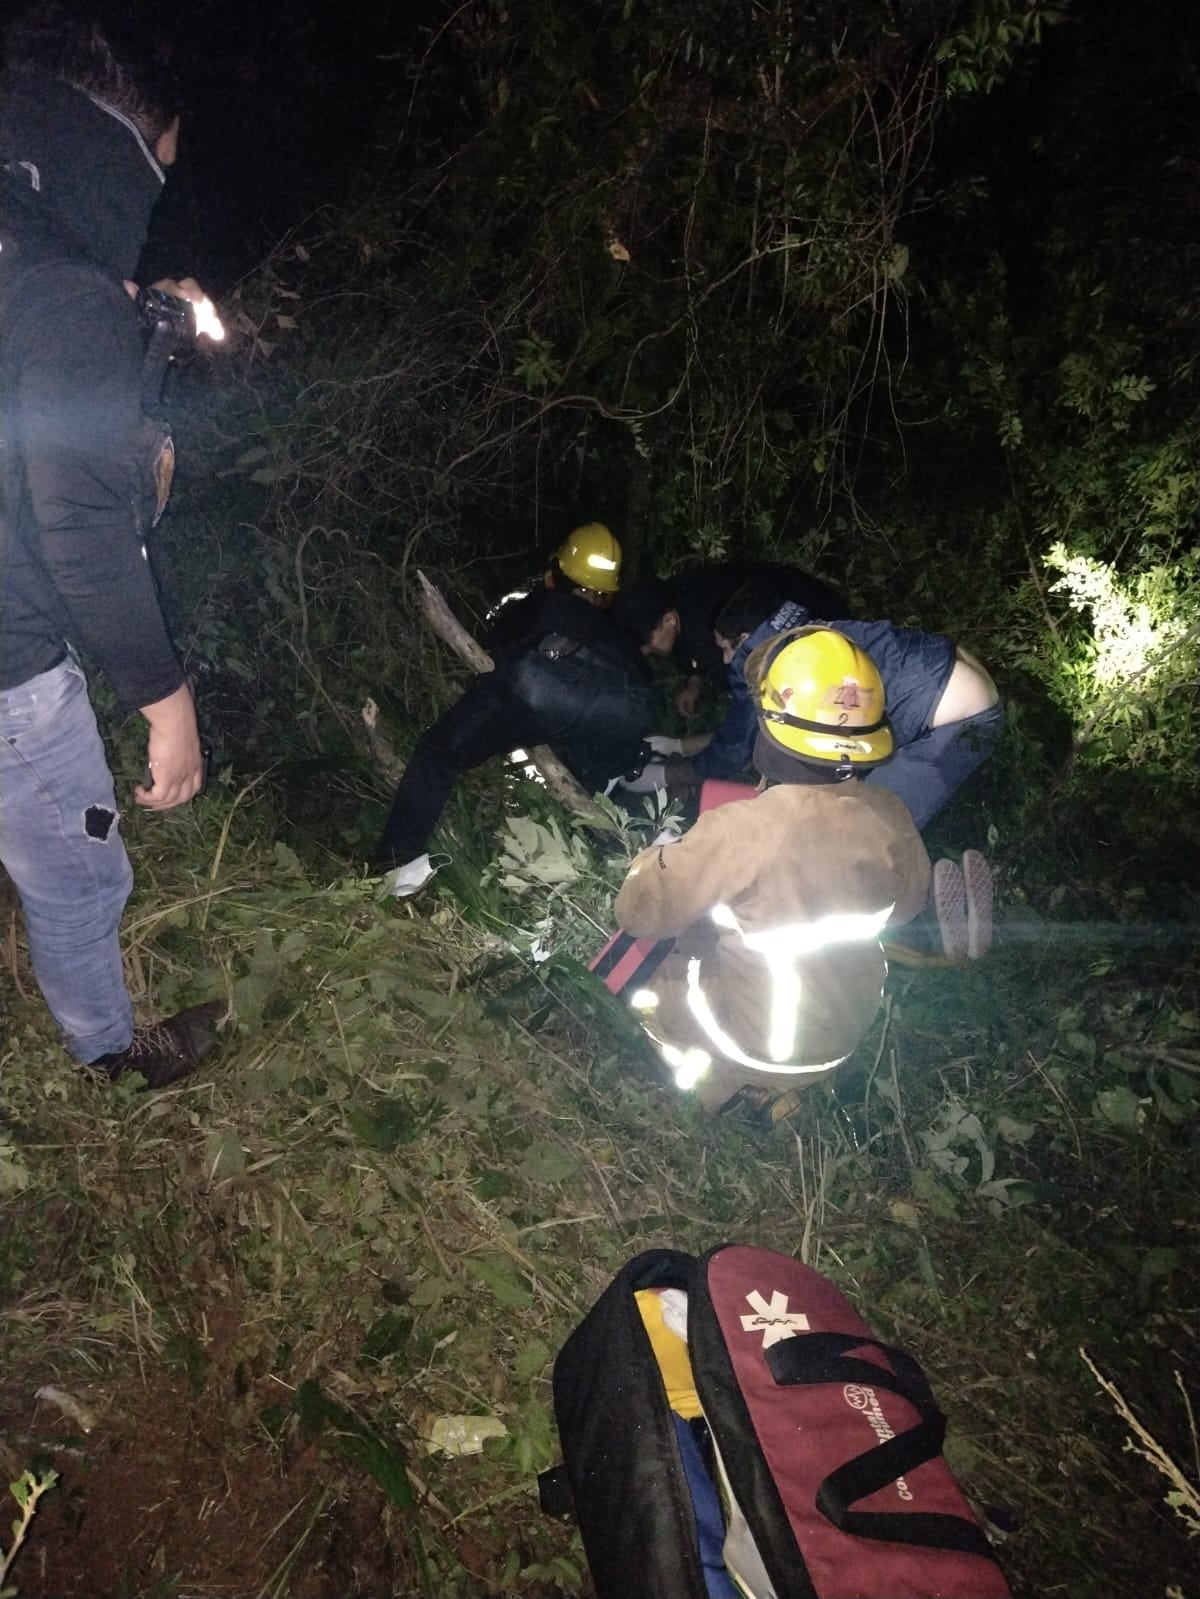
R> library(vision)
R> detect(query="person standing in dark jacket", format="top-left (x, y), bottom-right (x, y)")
top-left (0, 4), bottom-right (223, 1085)
top-left (370, 526), bottom-right (657, 893)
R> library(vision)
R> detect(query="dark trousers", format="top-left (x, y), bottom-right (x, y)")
top-left (374, 652), bottom-right (655, 864)
top-left (862, 702), bottom-right (1005, 828)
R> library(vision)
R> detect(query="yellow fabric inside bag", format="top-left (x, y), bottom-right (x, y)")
top-left (634, 1288), bottom-right (703, 1420)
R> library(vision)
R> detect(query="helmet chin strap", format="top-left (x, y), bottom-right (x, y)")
top-left (807, 760), bottom-right (855, 785)
top-left (762, 758), bottom-right (846, 787)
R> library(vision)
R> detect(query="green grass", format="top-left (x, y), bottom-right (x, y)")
top-left (2, 770), bottom-right (1198, 1598)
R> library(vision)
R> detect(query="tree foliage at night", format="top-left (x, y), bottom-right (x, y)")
top-left (321, 0), bottom-right (1067, 568)
top-left (202, 0), bottom-right (1200, 815)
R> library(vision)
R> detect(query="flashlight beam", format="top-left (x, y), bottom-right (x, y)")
top-left (192, 296), bottom-right (225, 342)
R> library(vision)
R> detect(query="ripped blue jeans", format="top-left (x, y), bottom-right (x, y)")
top-left (0, 656), bottom-right (134, 1063)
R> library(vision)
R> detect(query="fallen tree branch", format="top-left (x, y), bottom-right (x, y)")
top-left (417, 570), bottom-right (494, 674)
top-left (361, 573), bottom-right (608, 826)
top-left (361, 697), bottom-right (404, 787)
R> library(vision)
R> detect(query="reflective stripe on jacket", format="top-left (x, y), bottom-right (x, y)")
top-left (614, 782), bottom-right (930, 1096)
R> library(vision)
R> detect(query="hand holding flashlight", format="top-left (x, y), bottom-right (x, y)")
top-left (125, 276), bottom-right (226, 343)
top-left (149, 276), bottom-right (225, 342)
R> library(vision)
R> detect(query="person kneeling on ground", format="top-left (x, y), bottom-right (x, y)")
top-left (613, 628), bottom-right (987, 1115)
top-left (634, 583), bottom-right (1002, 832)
top-left (616, 558), bottom-right (850, 719)
top-left (370, 525), bottom-right (657, 892)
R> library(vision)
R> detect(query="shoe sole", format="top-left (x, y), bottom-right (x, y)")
top-left (962, 849), bottom-right (994, 960)
top-left (933, 859), bottom-right (969, 960)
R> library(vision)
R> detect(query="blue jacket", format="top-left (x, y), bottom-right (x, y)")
top-left (693, 603), bottom-right (956, 780)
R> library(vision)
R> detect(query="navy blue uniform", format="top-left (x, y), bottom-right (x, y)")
top-left (695, 603), bottom-right (1001, 828)
top-left (373, 587), bottom-right (657, 866)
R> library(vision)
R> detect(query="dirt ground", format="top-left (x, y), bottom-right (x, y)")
top-left (1, 1282), bottom-right (570, 1599)
top-left (0, 1367), bottom-right (416, 1599)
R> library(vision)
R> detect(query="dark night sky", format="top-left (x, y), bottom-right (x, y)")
top-left (140, 1), bottom-right (418, 289)
top-left (61, 0), bottom-right (1189, 344)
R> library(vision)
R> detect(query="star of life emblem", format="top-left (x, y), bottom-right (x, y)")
top-left (740, 1288), bottom-right (810, 1348)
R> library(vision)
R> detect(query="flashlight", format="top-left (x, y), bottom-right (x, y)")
top-left (137, 286), bottom-right (225, 406)
top-left (136, 285), bottom-right (226, 347)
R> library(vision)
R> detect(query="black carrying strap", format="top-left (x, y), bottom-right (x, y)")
top-left (767, 1332), bottom-right (998, 1562)
top-left (590, 929), bottom-right (676, 990)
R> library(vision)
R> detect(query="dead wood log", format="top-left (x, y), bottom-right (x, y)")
top-left (360, 696), bottom-right (404, 786)
top-left (416, 570), bottom-right (494, 674)
top-left (360, 573), bottom-right (609, 827)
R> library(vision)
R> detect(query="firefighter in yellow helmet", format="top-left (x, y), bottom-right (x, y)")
top-left (552, 522), bottom-right (622, 596)
top-left (751, 625), bottom-right (894, 776)
top-left (635, 585), bottom-right (1002, 825)
top-left (485, 523), bottom-right (622, 655)
top-left (612, 627), bottom-right (935, 1114)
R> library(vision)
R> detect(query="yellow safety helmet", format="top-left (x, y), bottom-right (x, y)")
top-left (751, 626), bottom-right (894, 769)
top-left (554, 522), bottom-right (622, 593)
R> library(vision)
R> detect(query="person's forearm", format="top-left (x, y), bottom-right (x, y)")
top-left (691, 703), bottom-right (755, 780)
top-left (24, 436), bottom-right (183, 709)
top-left (615, 851), bottom-right (683, 937)
top-left (53, 547), bottom-right (184, 712)
top-left (139, 681), bottom-right (195, 729)
top-left (18, 275), bottom-right (189, 710)
top-left (675, 672), bottom-right (705, 718)
top-left (616, 807), bottom-right (749, 934)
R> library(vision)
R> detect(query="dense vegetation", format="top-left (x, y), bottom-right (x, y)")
top-left (2, 1), bottom-right (1198, 1595)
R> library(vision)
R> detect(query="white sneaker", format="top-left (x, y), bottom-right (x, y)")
top-left (933, 858), bottom-right (969, 960)
top-left (962, 849), bottom-right (994, 959)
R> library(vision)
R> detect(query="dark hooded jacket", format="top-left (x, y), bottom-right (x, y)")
top-left (0, 67), bottom-right (184, 710)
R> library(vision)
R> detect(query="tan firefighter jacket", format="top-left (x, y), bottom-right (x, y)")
top-left (614, 782), bottom-right (931, 1110)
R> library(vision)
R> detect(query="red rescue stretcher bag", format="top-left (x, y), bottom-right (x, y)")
top-left (540, 1243), bottom-right (1011, 1599)
top-left (587, 781), bottom-right (759, 998)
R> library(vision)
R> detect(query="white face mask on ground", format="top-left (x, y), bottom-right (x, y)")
top-left (384, 852), bottom-right (444, 898)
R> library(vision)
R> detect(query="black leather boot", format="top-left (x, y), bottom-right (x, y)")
top-left (91, 1000), bottom-right (226, 1089)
